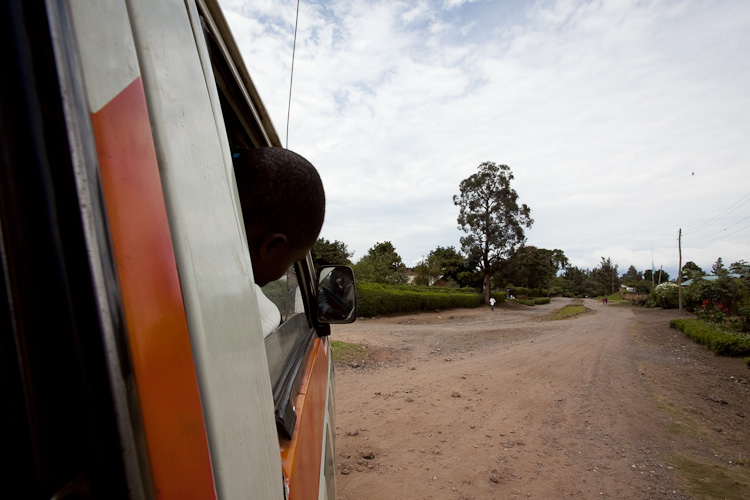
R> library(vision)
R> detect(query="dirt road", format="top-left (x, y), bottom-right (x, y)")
top-left (331, 298), bottom-right (750, 499)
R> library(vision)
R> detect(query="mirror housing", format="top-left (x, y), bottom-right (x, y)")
top-left (316, 265), bottom-right (356, 325)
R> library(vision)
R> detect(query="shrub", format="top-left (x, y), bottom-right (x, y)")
top-left (670, 319), bottom-right (750, 357)
top-left (739, 304), bottom-right (750, 332)
top-left (653, 282), bottom-right (679, 309)
top-left (683, 275), bottom-right (743, 314)
top-left (356, 283), bottom-right (494, 317)
top-left (696, 300), bottom-right (729, 324)
top-left (682, 280), bottom-right (709, 311)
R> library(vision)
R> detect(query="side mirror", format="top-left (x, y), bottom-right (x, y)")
top-left (316, 266), bottom-right (356, 324)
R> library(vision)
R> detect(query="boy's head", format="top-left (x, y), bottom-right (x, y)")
top-left (234, 147), bottom-right (325, 286)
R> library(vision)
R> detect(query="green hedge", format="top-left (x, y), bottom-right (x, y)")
top-left (356, 283), bottom-right (504, 317)
top-left (514, 297), bottom-right (551, 306)
top-left (670, 319), bottom-right (750, 357)
top-left (506, 286), bottom-right (544, 298)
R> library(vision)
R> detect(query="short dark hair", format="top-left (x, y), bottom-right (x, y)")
top-left (233, 147), bottom-right (325, 249)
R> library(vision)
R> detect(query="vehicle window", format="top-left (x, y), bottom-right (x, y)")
top-left (261, 264), bottom-right (305, 323)
top-left (262, 264), bottom-right (312, 392)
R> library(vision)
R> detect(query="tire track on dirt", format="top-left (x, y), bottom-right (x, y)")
top-left (332, 299), bottom-right (692, 499)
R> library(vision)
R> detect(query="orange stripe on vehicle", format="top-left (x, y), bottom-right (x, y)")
top-left (280, 337), bottom-right (330, 500)
top-left (90, 77), bottom-right (216, 499)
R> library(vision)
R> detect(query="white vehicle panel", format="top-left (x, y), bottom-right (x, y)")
top-left (68, 0), bottom-right (140, 113)
top-left (125, 0), bottom-right (282, 497)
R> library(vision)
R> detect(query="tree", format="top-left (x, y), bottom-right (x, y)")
top-left (353, 241), bottom-right (408, 284)
top-left (681, 261), bottom-right (704, 281)
top-left (621, 265), bottom-right (642, 285)
top-left (549, 249), bottom-right (569, 275)
top-left (729, 260), bottom-right (750, 298)
top-left (593, 257), bottom-right (619, 295)
top-left (429, 246), bottom-right (466, 284)
top-left (311, 238), bottom-right (353, 267)
top-left (454, 162), bottom-right (533, 302)
top-left (561, 266), bottom-right (587, 296)
top-left (500, 246), bottom-right (565, 293)
top-left (712, 257), bottom-right (726, 276)
top-left (644, 268), bottom-right (669, 285)
top-left (414, 255), bottom-right (440, 286)
top-left (415, 246), bottom-right (467, 286)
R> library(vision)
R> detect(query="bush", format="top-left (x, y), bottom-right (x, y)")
top-left (653, 282), bottom-right (679, 309)
top-left (696, 300), bottom-right (729, 324)
top-left (739, 304), bottom-right (750, 332)
top-left (682, 280), bottom-right (709, 311)
top-left (670, 319), bottom-right (750, 357)
top-left (356, 283), bottom-right (497, 317)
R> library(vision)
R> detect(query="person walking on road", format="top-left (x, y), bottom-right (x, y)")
top-left (490, 297), bottom-right (496, 311)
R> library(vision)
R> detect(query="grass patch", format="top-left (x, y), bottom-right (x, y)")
top-left (330, 340), bottom-right (367, 364)
top-left (667, 417), bottom-right (705, 438)
top-left (651, 393), bottom-right (705, 439)
top-left (549, 303), bottom-right (588, 320)
top-left (671, 451), bottom-right (750, 500)
top-left (639, 361), bottom-right (711, 442)
top-left (670, 319), bottom-right (750, 357)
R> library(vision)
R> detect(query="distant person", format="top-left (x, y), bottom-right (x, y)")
top-left (489, 297), bottom-right (496, 311)
top-left (233, 147), bottom-right (325, 336)
top-left (605, 296), bottom-right (608, 305)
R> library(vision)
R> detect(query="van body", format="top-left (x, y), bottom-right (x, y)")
top-left (0, 1), bottom-right (352, 498)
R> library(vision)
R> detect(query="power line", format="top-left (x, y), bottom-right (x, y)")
top-left (684, 220), bottom-right (750, 245)
top-left (286, 0), bottom-right (301, 149)
top-left (684, 191), bottom-right (750, 236)
top-left (684, 214), bottom-right (750, 243)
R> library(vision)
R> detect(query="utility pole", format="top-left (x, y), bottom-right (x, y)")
top-left (678, 228), bottom-right (683, 311)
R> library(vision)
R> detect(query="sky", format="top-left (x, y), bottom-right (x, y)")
top-left (218, 0), bottom-right (750, 278)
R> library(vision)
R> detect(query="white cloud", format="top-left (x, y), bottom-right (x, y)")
top-left (443, 0), bottom-right (480, 11)
top-left (219, 0), bottom-right (750, 275)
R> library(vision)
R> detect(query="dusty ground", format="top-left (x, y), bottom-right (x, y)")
top-left (330, 298), bottom-right (750, 500)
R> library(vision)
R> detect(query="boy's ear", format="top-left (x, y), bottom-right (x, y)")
top-left (257, 232), bottom-right (289, 259)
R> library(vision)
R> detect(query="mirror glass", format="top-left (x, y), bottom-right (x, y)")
top-left (317, 266), bottom-right (356, 324)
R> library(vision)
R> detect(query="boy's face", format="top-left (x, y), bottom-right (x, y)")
top-left (252, 238), bottom-right (312, 287)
